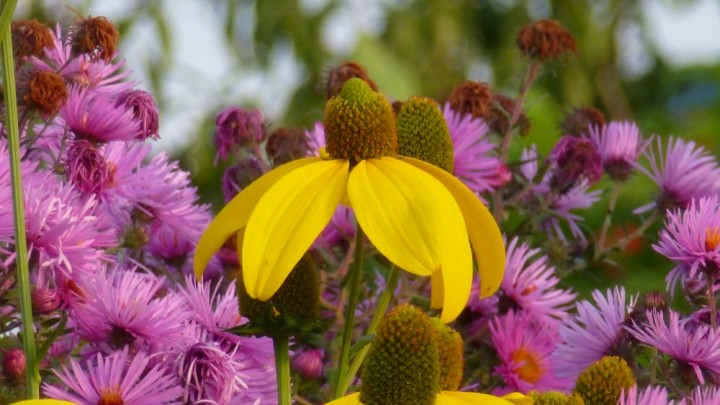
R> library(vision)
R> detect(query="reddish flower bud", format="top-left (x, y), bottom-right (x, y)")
top-left (562, 106), bottom-right (606, 137)
top-left (517, 19), bottom-right (576, 61)
top-left (2, 348), bottom-right (26, 384)
top-left (32, 287), bottom-right (61, 315)
top-left (448, 80), bottom-right (492, 120)
top-left (326, 61), bottom-right (378, 99)
top-left (292, 349), bottom-right (324, 379)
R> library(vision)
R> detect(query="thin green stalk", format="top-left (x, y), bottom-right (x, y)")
top-left (1, 0), bottom-right (40, 398)
top-left (333, 225), bottom-right (365, 399)
top-left (596, 181), bottom-right (623, 259)
top-left (273, 335), bottom-right (291, 405)
top-left (339, 265), bottom-right (400, 395)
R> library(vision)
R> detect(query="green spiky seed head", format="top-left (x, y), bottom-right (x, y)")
top-left (430, 318), bottom-right (464, 391)
top-left (573, 356), bottom-right (635, 405)
top-left (396, 96), bottom-right (454, 173)
top-left (237, 254), bottom-right (320, 326)
top-left (360, 304), bottom-right (440, 405)
top-left (324, 78), bottom-right (398, 165)
top-left (529, 391), bottom-right (585, 405)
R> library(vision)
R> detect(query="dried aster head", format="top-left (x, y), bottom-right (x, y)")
top-left (326, 60), bottom-right (378, 99)
top-left (448, 80), bottom-right (492, 120)
top-left (69, 15), bottom-right (120, 62)
top-left (12, 19), bottom-right (54, 60)
top-left (517, 19), bottom-right (576, 61)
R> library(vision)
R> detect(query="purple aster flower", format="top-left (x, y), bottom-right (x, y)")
top-left (292, 348), bottom-right (325, 379)
top-left (221, 156), bottom-right (265, 203)
top-left (43, 347), bottom-right (182, 405)
top-left (489, 310), bottom-right (571, 393)
top-left (116, 89), bottom-right (160, 140)
top-left (72, 267), bottom-right (190, 353)
top-left (547, 135), bottom-right (603, 194)
top-left (679, 386), bottom-right (720, 405)
top-left (499, 237), bottom-right (577, 324)
top-left (179, 276), bottom-right (243, 339)
top-left (588, 121), bottom-right (645, 182)
top-left (442, 103), bottom-right (508, 197)
top-left (306, 121), bottom-right (326, 152)
top-left (635, 136), bottom-right (720, 214)
top-left (654, 196), bottom-right (720, 293)
top-left (60, 86), bottom-right (141, 142)
top-left (618, 385), bottom-right (672, 405)
top-left (628, 309), bottom-right (720, 384)
top-left (554, 287), bottom-right (636, 379)
top-left (66, 139), bottom-right (111, 195)
top-left (213, 107), bottom-right (265, 164)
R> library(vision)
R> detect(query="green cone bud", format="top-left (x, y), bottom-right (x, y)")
top-left (529, 391), bottom-right (585, 405)
top-left (396, 96), bottom-right (454, 173)
top-left (324, 78), bottom-right (398, 165)
top-left (360, 304), bottom-right (440, 405)
top-left (430, 318), bottom-right (464, 391)
top-left (573, 356), bottom-right (635, 405)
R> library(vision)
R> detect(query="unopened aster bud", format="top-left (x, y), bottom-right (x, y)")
top-left (448, 80), bottom-right (492, 120)
top-left (548, 135), bottom-right (602, 194)
top-left (396, 96), bottom-right (454, 173)
top-left (23, 70), bottom-right (68, 117)
top-left (292, 348), bottom-right (324, 379)
top-left (573, 356), bottom-right (635, 405)
top-left (66, 139), bottom-right (110, 195)
top-left (360, 305), bottom-right (440, 405)
top-left (529, 391), bottom-right (585, 405)
top-left (265, 127), bottom-right (310, 165)
top-left (589, 121), bottom-right (641, 182)
top-left (69, 15), bottom-right (120, 62)
top-left (31, 288), bottom-right (61, 315)
top-left (116, 90), bottom-right (160, 141)
top-left (517, 19), bottom-right (576, 62)
top-left (489, 93), bottom-right (530, 136)
top-left (324, 78), bottom-right (398, 165)
top-left (562, 107), bottom-right (605, 137)
top-left (12, 20), bottom-right (54, 60)
top-left (326, 61), bottom-right (378, 99)
top-left (2, 348), bottom-right (26, 384)
top-left (430, 318), bottom-right (464, 391)
top-left (222, 156), bottom-right (265, 202)
top-left (213, 107), bottom-right (265, 163)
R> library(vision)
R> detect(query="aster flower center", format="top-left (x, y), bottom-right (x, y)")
top-left (511, 347), bottom-right (543, 383)
top-left (705, 228), bottom-right (720, 251)
top-left (98, 387), bottom-right (124, 405)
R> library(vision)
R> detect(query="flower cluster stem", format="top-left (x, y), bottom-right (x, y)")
top-left (339, 264), bottom-right (400, 395)
top-left (333, 225), bottom-right (365, 399)
top-left (596, 181), bottom-right (623, 258)
top-left (1, 0), bottom-right (40, 398)
top-left (273, 335), bottom-right (291, 405)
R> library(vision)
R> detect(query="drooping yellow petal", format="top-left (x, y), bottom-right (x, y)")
top-left (194, 157), bottom-right (320, 279)
top-left (436, 391), bottom-right (531, 405)
top-left (431, 230), bottom-right (473, 323)
top-left (403, 157), bottom-right (505, 298)
top-left (243, 159), bottom-right (349, 300)
top-left (324, 392), bottom-right (363, 405)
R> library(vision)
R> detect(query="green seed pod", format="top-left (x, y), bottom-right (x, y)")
top-left (573, 356), bottom-right (635, 405)
top-left (430, 318), bottom-right (464, 391)
top-left (396, 96), bottom-right (454, 173)
top-left (529, 391), bottom-right (585, 405)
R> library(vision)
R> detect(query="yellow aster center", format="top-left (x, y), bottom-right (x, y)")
top-left (98, 387), bottom-right (124, 405)
top-left (706, 228), bottom-right (720, 251)
top-left (511, 347), bottom-right (543, 383)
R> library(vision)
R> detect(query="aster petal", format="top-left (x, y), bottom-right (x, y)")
top-left (194, 157), bottom-right (320, 278)
top-left (348, 158), bottom-right (472, 322)
top-left (243, 159), bottom-right (349, 300)
top-left (11, 401), bottom-right (77, 405)
top-left (403, 157), bottom-right (505, 298)
top-left (324, 392), bottom-right (363, 405)
top-left (436, 391), bottom-right (530, 405)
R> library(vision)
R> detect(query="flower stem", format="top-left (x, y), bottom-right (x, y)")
top-left (1, 1), bottom-right (40, 398)
top-left (273, 335), bottom-right (291, 405)
top-left (596, 181), bottom-right (622, 258)
top-left (333, 225), bottom-right (365, 399)
top-left (339, 264), bottom-right (400, 395)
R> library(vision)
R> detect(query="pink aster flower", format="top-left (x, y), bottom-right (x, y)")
top-left (628, 309), bottom-right (720, 384)
top-left (588, 121), bottom-right (645, 182)
top-left (499, 237), bottom-right (576, 325)
top-left (635, 136), bottom-right (720, 214)
top-left (60, 87), bottom-right (141, 142)
top-left (116, 89), bottom-right (160, 140)
top-left (654, 196), bottom-right (720, 293)
top-left (442, 103), bottom-right (508, 197)
top-left (554, 287), bottom-right (636, 379)
top-left (43, 347), bottom-right (182, 405)
top-left (618, 385), bottom-right (672, 405)
top-left (489, 310), bottom-right (571, 393)
top-left (179, 276), bottom-right (243, 339)
top-left (66, 139), bottom-right (112, 195)
top-left (72, 268), bottom-right (190, 353)
top-left (679, 386), bottom-right (720, 405)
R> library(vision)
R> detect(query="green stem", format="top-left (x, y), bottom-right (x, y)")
top-left (596, 181), bottom-right (622, 258)
top-left (273, 335), bottom-right (291, 405)
top-left (333, 225), bottom-right (365, 399)
top-left (1, 1), bottom-right (40, 398)
top-left (339, 265), bottom-right (400, 395)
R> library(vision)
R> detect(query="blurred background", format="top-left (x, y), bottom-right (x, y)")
top-left (14, 0), bottom-right (720, 298)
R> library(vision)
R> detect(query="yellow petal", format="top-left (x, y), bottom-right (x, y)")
top-left (436, 391), bottom-right (529, 405)
top-left (243, 159), bottom-right (348, 300)
top-left (403, 157), bottom-right (505, 298)
top-left (11, 401), bottom-right (78, 405)
top-left (349, 158), bottom-right (472, 322)
top-left (325, 392), bottom-right (363, 405)
top-left (194, 157), bottom-right (320, 279)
